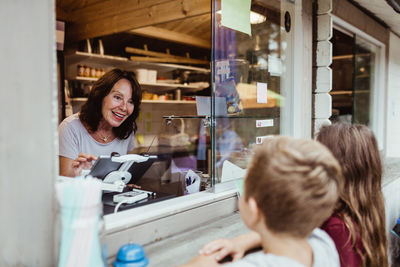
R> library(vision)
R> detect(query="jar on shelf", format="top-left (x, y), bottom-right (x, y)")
top-left (90, 67), bottom-right (97, 78)
top-left (174, 89), bottom-right (181, 100)
top-left (77, 65), bottom-right (85, 77)
top-left (142, 91), bottom-right (153, 100)
top-left (84, 65), bottom-right (91, 77)
top-left (95, 68), bottom-right (102, 78)
top-left (158, 94), bottom-right (167, 101)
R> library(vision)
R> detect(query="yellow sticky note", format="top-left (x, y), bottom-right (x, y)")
top-left (146, 122), bottom-right (152, 132)
top-left (145, 112), bottom-right (152, 119)
top-left (136, 134), bottom-right (144, 144)
top-left (221, 0), bottom-right (251, 36)
top-left (138, 112), bottom-right (143, 122)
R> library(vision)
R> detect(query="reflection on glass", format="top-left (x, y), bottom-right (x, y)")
top-left (330, 29), bottom-right (378, 126)
top-left (215, 118), bottom-right (244, 178)
top-left (213, 0), bottom-right (284, 183)
top-left (330, 29), bottom-right (354, 123)
top-left (353, 36), bottom-right (377, 125)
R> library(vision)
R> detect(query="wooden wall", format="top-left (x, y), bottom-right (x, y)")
top-left (57, 0), bottom-right (211, 42)
top-left (332, 0), bottom-right (389, 44)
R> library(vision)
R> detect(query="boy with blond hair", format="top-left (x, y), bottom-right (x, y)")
top-left (182, 136), bottom-right (342, 267)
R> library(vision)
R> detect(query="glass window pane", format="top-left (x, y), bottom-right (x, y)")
top-left (353, 36), bottom-right (377, 125)
top-left (212, 0), bottom-right (287, 183)
top-left (330, 29), bottom-right (378, 126)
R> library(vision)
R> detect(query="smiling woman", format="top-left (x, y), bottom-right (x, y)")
top-left (58, 68), bottom-right (142, 177)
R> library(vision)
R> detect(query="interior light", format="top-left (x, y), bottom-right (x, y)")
top-left (215, 10), bottom-right (267, 25)
top-left (250, 11), bottom-right (266, 24)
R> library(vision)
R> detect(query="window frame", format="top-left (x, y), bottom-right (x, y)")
top-left (332, 15), bottom-right (387, 150)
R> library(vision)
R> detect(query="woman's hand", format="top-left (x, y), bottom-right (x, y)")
top-left (199, 231), bottom-right (262, 262)
top-left (72, 153), bottom-right (97, 176)
top-left (127, 184), bottom-right (141, 189)
top-left (59, 154), bottom-right (97, 177)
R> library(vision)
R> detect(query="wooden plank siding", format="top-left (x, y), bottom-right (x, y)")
top-left (64, 0), bottom-right (211, 42)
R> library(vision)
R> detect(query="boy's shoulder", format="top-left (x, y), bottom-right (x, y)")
top-left (225, 251), bottom-right (306, 267)
top-left (308, 228), bottom-right (340, 267)
top-left (225, 229), bottom-right (340, 267)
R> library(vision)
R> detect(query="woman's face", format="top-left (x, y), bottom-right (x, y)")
top-left (101, 78), bottom-right (134, 128)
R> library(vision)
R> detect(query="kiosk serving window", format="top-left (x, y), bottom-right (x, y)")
top-left (57, 0), bottom-right (299, 214)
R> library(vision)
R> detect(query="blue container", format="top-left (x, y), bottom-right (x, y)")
top-left (113, 243), bottom-right (149, 267)
top-left (392, 216), bottom-right (400, 238)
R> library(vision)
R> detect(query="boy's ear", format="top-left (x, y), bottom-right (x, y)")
top-left (247, 197), bottom-right (263, 225)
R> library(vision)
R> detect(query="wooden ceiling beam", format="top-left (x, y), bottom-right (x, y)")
top-left (56, 0), bottom-right (104, 20)
top-left (126, 46), bottom-right (209, 62)
top-left (130, 56), bottom-right (209, 65)
top-left (67, 0), bottom-right (211, 42)
top-left (56, 6), bottom-right (69, 21)
top-left (126, 46), bottom-right (179, 58)
top-left (65, 0), bottom-right (169, 23)
top-left (129, 26), bottom-right (210, 49)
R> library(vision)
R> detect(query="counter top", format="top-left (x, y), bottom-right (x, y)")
top-left (143, 212), bottom-right (248, 267)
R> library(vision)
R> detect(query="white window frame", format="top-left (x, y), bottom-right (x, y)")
top-left (281, 0), bottom-right (312, 139)
top-left (332, 15), bottom-right (387, 150)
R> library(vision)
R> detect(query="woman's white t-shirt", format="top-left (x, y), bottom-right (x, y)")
top-left (58, 113), bottom-right (135, 159)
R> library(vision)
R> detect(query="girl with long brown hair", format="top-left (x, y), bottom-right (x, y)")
top-left (199, 123), bottom-right (388, 267)
top-left (317, 123), bottom-right (388, 267)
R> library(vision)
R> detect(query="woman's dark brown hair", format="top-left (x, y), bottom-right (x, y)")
top-left (79, 68), bottom-right (142, 139)
top-left (317, 123), bottom-right (388, 267)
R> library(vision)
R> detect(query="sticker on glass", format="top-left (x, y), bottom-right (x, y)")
top-left (268, 55), bottom-right (282, 76)
top-left (257, 82), bottom-right (268, 103)
top-left (256, 135), bottom-right (273, 144)
top-left (216, 60), bottom-right (230, 75)
top-left (221, 0), bottom-right (252, 36)
top-left (256, 119), bottom-right (274, 128)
